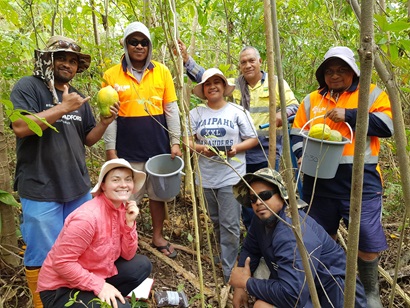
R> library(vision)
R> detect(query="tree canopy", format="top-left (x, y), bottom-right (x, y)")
top-left (1, 0), bottom-right (409, 111)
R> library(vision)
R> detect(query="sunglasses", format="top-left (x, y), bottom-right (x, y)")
top-left (249, 190), bottom-right (278, 204)
top-left (127, 39), bottom-right (149, 47)
top-left (48, 40), bottom-right (81, 52)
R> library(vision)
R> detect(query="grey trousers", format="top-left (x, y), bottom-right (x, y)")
top-left (203, 186), bottom-right (241, 281)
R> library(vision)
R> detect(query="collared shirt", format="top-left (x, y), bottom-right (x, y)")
top-left (290, 82), bottom-right (394, 199)
top-left (37, 194), bottom-right (138, 296)
top-left (238, 207), bottom-right (367, 307)
top-left (102, 57), bottom-right (178, 162)
top-left (230, 72), bottom-right (299, 135)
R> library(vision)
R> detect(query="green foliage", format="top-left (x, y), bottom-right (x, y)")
top-left (65, 289), bottom-right (149, 308)
top-left (1, 99), bottom-right (58, 136)
top-left (187, 232), bottom-right (194, 243)
top-left (0, 0), bottom-right (409, 113)
top-left (65, 291), bottom-right (83, 307)
top-left (383, 181), bottom-right (405, 214)
top-left (176, 283), bottom-right (185, 292)
top-left (128, 292), bottom-right (149, 308)
top-left (0, 190), bottom-right (20, 208)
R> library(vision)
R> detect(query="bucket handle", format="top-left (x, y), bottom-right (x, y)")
top-left (299, 115), bottom-right (353, 144)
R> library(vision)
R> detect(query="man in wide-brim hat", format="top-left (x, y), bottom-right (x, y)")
top-left (10, 35), bottom-right (119, 307)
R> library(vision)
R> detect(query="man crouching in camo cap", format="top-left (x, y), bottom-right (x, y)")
top-left (229, 168), bottom-right (367, 308)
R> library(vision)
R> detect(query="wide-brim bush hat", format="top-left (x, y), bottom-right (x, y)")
top-left (193, 68), bottom-right (235, 100)
top-left (91, 158), bottom-right (146, 196)
top-left (233, 168), bottom-right (288, 208)
top-left (41, 35), bottom-right (91, 73)
top-left (315, 46), bottom-right (360, 89)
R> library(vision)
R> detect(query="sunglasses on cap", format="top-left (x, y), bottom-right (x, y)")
top-left (127, 38), bottom-right (149, 47)
top-left (48, 40), bottom-right (81, 52)
top-left (249, 190), bottom-right (278, 204)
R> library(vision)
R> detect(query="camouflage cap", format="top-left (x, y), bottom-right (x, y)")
top-left (39, 35), bottom-right (91, 73)
top-left (233, 168), bottom-right (289, 208)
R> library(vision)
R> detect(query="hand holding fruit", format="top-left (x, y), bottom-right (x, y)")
top-left (97, 86), bottom-right (120, 118)
top-left (99, 102), bottom-right (120, 126)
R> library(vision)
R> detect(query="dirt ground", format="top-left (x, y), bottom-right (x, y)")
top-left (1, 192), bottom-right (410, 307)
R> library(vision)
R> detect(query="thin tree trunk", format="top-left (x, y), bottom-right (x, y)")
top-left (222, 0), bottom-right (231, 67)
top-left (268, 0), bottom-right (320, 306)
top-left (90, 0), bottom-right (102, 62)
top-left (344, 0), bottom-right (375, 305)
top-left (167, 1), bottom-right (207, 306)
top-left (0, 104), bottom-right (19, 267)
top-left (263, 0), bottom-right (277, 169)
top-left (349, 0), bottom-right (410, 306)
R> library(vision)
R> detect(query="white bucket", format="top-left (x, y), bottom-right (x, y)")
top-left (145, 154), bottom-right (185, 199)
top-left (299, 116), bottom-right (352, 179)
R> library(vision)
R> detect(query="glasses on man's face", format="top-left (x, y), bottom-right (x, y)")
top-left (324, 67), bottom-right (351, 77)
top-left (48, 40), bottom-right (81, 52)
top-left (249, 190), bottom-right (278, 204)
top-left (127, 38), bottom-right (149, 47)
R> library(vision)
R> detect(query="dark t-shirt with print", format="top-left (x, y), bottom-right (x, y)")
top-left (10, 76), bottom-right (96, 202)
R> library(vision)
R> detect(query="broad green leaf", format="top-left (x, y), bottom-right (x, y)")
top-left (0, 1), bottom-right (20, 26)
top-left (389, 44), bottom-right (399, 62)
top-left (384, 20), bottom-right (410, 33)
top-left (374, 14), bottom-right (388, 32)
top-left (63, 17), bottom-right (74, 33)
top-left (22, 115), bottom-right (44, 136)
top-left (1, 99), bottom-right (14, 110)
top-left (198, 8), bottom-right (208, 27)
top-left (188, 3), bottom-right (196, 18)
top-left (218, 64), bottom-right (231, 75)
top-left (15, 109), bottom-right (59, 134)
top-left (0, 190), bottom-right (20, 207)
top-left (399, 39), bottom-right (410, 51)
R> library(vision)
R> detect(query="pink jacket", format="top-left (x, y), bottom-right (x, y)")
top-left (37, 193), bottom-right (138, 295)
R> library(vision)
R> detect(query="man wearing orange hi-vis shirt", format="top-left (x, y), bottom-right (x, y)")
top-left (290, 46), bottom-right (393, 308)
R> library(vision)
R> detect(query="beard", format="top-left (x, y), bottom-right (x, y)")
top-left (260, 213), bottom-right (278, 228)
top-left (54, 68), bottom-right (75, 84)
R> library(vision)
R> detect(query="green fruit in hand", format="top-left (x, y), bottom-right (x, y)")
top-left (308, 123), bottom-right (331, 140)
top-left (328, 129), bottom-right (343, 142)
top-left (97, 86), bottom-right (119, 118)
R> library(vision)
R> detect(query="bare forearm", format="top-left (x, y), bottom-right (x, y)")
top-left (235, 138), bottom-right (258, 153)
top-left (12, 104), bottom-right (70, 138)
top-left (85, 121), bottom-right (109, 147)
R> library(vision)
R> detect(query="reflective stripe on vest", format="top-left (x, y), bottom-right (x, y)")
top-left (302, 86), bottom-right (383, 164)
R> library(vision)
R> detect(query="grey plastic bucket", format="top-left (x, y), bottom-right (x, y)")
top-left (145, 154), bottom-right (185, 199)
top-left (299, 117), bottom-right (352, 179)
